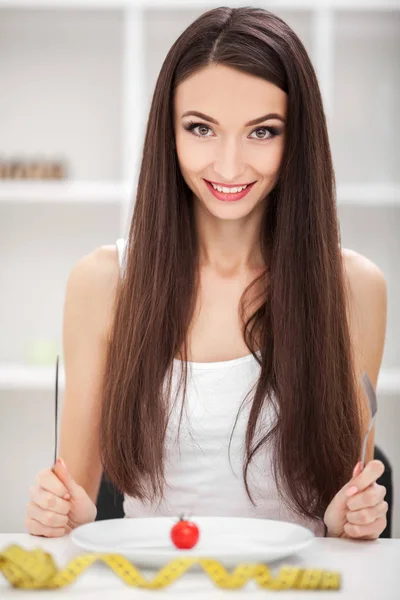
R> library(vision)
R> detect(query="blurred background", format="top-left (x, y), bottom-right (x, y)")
top-left (0, 0), bottom-right (399, 535)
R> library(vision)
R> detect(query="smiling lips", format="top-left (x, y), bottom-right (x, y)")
top-left (204, 179), bottom-right (256, 202)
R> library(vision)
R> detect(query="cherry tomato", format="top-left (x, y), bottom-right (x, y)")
top-left (170, 516), bottom-right (200, 549)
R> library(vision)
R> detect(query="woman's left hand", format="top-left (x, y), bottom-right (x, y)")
top-left (324, 459), bottom-right (388, 539)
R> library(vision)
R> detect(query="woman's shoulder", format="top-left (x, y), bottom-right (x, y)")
top-left (65, 243), bottom-right (121, 338)
top-left (68, 243), bottom-right (121, 289)
top-left (341, 247), bottom-right (387, 385)
top-left (341, 247), bottom-right (387, 303)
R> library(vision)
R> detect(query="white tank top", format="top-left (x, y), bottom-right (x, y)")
top-left (116, 238), bottom-right (325, 536)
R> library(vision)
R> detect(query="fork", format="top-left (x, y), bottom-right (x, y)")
top-left (52, 355), bottom-right (59, 468)
top-left (360, 371), bottom-right (378, 470)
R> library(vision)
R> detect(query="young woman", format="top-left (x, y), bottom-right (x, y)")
top-left (26, 7), bottom-right (388, 540)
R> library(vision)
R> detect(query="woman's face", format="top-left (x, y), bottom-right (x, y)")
top-left (174, 64), bottom-right (287, 220)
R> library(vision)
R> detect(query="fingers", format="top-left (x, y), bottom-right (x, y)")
top-left (347, 500), bottom-right (389, 526)
top-left (26, 502), bottom-right (69, 529)
top-left (347, 483), bottom-right (386, 512)
top-left (25, 516), bottom-right (67, 538)
top-left (53, 458), bottom-right (78, 496)
top-left (349, 460), bottom-right (385, 494)
top-left (345, 477), bottom-right (388, 540)
top-left (325, 460), bottom-right (387, 539)
top-left (29, 485), bottom-right (70, 515)
top-left (26, 468), bottom-right (72, 538)
top-left (344, 515), bottom-right (387, 540)
top-left (35, 468), bottom-right (70, 499)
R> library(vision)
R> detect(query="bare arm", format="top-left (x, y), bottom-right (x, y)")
top-left (323, 250), bottom-right (388, 539)
top-left (58, 245), bottom-right (120, 504)
top-left (343, 249), bottom-right (388, 463)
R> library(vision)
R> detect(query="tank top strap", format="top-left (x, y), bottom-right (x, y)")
top-left (116, 238), bottom-right (128, 277)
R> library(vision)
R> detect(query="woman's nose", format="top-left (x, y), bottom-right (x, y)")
top-left (213, 138), bottom-right (246, 182)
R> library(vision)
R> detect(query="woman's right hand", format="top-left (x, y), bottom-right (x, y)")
top-left (26, 457), bottom-right (97, 537)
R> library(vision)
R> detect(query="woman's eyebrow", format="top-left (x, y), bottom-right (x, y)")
top-left (181, 110), bottom-right (286, 125)
top-left (246, 113), bottom-right (286, 126)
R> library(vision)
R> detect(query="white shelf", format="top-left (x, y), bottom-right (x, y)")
top-left (0, 181), bottom-right (398, 206)
top-left (0, 364), bottom-right (65, 391)
top-left (0, 0), bottom-right (125, 7)
top-left (0, 0), bottom-right (398, 10)
top-left (337, 184), bottom-right (400, 206)
top-left (0, 181), bottom-right (130, 204)
top-left (1, 363), bottom-right (399, 394)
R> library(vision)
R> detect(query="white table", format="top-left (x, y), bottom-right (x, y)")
top-left (0, 533), bottom-right (398, 599)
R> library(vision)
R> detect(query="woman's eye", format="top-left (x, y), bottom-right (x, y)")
top-left (249, 127), bottom-right (276, 140)
top-left (196, 125), bottom-right (212, 136)
top-left (185, 123), bottom-right (212, 137)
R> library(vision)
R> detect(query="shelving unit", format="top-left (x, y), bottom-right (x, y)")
top-left (0, 181), bottom-right (129, 203)
top-left (0, 0), bottom-right (399, 535)
top-left (1, 363), bottom-right (399, 393)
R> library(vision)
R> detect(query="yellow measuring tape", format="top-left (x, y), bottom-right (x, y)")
top-left (0, 544), bottom-right (340, 591)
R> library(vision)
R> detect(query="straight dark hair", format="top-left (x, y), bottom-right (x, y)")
top-left (100, 6), bottom-right (363, 522)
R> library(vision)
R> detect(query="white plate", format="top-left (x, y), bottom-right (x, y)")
top-left (71, 516), bottom-right (314, 568)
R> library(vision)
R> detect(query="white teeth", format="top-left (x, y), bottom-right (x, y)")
top-left (210, 183), bottom-right (248, 193)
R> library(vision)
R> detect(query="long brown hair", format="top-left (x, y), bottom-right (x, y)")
top-left (100, 7), bottom-right (362, 521)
